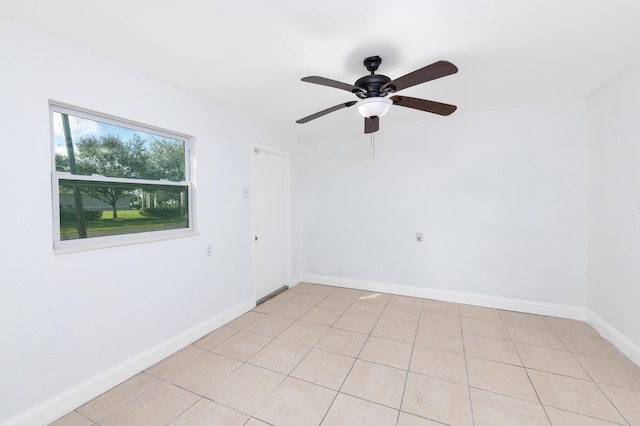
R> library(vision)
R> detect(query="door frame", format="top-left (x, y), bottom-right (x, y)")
top-left (250, 143), bottom-right (292, 303)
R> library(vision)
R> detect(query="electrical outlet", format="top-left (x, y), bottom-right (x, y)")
top-left (205, 243), bottom-right (213, 257)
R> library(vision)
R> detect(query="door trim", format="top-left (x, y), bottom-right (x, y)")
top-left (250, 144), bottom-right (291, 303)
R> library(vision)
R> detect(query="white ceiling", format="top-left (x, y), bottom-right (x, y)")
top-left (2, 0), bottom-right (640, 137)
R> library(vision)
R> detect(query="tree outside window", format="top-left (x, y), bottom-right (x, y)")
top-left (51, 104), bottom-right (193, 249)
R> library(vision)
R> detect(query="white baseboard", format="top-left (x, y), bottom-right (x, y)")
top-left (3, 299), bottom-right (256, 426)
top-left (587, 310), bottom-right (640, 367)
top-left (294, 273), bottom-right (586, 320)
top-left (293, 273), bottom-right (640, 367)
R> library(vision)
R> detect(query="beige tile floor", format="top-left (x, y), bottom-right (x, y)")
top-left (51, 283), bottom-right (640, 426)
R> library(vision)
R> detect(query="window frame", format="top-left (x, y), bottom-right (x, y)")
top-left (50, 102), bottom-right (195, 252)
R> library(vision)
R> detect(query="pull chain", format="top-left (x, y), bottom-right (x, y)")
top-left (370, 132), bottom-right (376, 157)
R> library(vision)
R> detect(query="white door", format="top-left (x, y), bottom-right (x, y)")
top-left (252, 147), bottom-right (287, 301)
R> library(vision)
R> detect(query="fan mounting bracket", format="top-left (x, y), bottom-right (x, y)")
top-left (363, 56), bottom-right (382, 74)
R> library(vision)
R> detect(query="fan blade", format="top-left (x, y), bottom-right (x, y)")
top-left (382, 60), bottom-right (458, 93)
top-left (391, 96), bottom-right (457, 116)
top-left (296, 101), bottom-right (357, 124)
top-left (302, 76), bottom-right (365, 94)
top-left (364, 116), bottom-right (379, 134)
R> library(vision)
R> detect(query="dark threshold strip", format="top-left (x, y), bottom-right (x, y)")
top-left (256, 285), bottom-right (289, 306)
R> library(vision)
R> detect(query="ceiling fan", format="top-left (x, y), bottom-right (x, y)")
top-left (296, 55), bottom-right (458, 133)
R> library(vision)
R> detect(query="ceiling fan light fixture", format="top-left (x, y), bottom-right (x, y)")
top-left (356, 97), bottom-right (392, 118)
top-left (296, 57), bottom-right (458, 133)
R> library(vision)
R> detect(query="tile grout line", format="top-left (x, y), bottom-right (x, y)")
top-left (328, 290), bottom-right (386, 396)
top-left (247, 286), bottom-right (335, 424)
top-left (503, 311), bottom-right (553, 426)
top-left (542, 316), bottom-right (624, 425)
top-left (304, 286), bottom-right (365, 426)
top-left (512, 315), bottom-right (633, 425)
top-left (460, 324), bottom-right (477, 426)
top-left (255, 285), bottom-right (372, 425)
top-left (397, 299), bottom-right (428, 425)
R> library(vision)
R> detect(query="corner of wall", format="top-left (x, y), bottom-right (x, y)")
top-left (588, 309), bottom-right (640, 367)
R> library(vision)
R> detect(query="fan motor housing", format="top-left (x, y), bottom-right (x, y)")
top-left (355, 74), bottom-right (391, 98)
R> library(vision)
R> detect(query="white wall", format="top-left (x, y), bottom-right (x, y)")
top-left (587, 63), bottom-right (640, 358)
top-left (4, 11), bottom-right (639, 425)
top-left (294, 101), bottom-right (589, 308)
top-left (0, 17), bottom-right (294, 424)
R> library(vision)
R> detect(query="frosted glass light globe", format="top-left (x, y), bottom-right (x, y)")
top-left (356, 97), bottom-right (392, 118)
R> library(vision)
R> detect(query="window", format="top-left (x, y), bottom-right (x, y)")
top-left (50, 103), bottom-right (194, 250)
